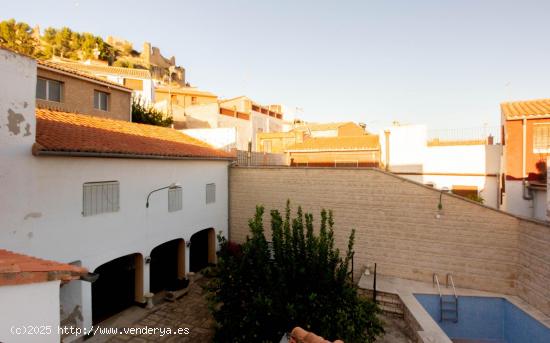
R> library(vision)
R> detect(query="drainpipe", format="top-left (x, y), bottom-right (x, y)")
top-left (522, 118), bottom-right (534, 201)
top-left (384, 130), bottom-right (390, 171)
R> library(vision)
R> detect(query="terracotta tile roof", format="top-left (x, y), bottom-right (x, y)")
top-left (294, 122), bottom-right (354, 132)
top-left (501, 98), bottom-right (550, 119)
top-left (37, 60), bottom-right (132, 92)
top-left (52, 60), bottom-right (152, 79)
top-left (0, 249), bottom-right (87, 286)
top-left (289, 327), bottom-right (344, 343)
top-left (286, 135), bottom-right (380, 152)
top-left (156, 86), bottom-right (217, 97)
top-left (34, 108), bottom-right (235, 160)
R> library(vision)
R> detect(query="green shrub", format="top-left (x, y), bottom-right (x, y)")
top-left (207, 201), bottom-right (384, 343)
top-left (131, 96), bottom-right (173, 127)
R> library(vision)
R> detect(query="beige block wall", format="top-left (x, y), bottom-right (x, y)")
top-left (37, 68), bottom-right (131, 121)
top-left (229, 167), bottom-right (550, 316)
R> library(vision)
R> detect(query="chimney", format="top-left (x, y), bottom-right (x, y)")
top-left (384, 130), bottom-right (391, 171)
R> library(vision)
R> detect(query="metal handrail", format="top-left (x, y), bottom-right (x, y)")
top-left (433, 273), bottom-right (442, 296)
top-left (433, 273), bottom-right (443, 322)
top-left (446, 273), bottom-right (458, 299)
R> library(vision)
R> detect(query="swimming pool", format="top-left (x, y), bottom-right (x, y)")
top-left (414, 294), bottom-right (550, 343)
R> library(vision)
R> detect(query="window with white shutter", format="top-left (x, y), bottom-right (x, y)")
top-left (168, 186), bottom-right (183, 212)
top-left (82, 181), bottom-right (120, 216)
top-left (206, 183), bottom-right (216, 204)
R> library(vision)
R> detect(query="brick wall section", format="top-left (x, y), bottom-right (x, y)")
top-left (37, 68), bottom-right (131, 121)
top-left (229, 167), bottom-right (550, 317)
top-left (517, 220), bottom-right (550, 315)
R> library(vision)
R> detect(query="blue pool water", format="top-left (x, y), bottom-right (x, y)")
top-left (414, 294), bottom-right (550, 343)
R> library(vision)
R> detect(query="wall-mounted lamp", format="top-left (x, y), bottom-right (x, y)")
top-left (144, 256), bottom-right (151, 264)
top-left (186, 241), bottom-right (192, 248)
top-left (437, 187), bottom-right (450, 211)
top-left (146, 182), bottom-right (181, 208)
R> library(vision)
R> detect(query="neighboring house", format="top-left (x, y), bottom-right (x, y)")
top-left (257, 130), bottom-right (306, 153)
top-left (1, 47), bottom-right (233, 339)
top-left (219, 96), bottom-right (286, 147)
top-left (37, 60), bottom-right (132, 120)
top-left (154, 86), bottom-right (218, 128)
top-left (287, 135), bottom-right (381, 167)
top-left (166, 95), bottom-right (287, 151)
top-left (500, 98), bottom-right (550, 220)
top-left (50, 59), bottom-right (155, 103)
top-left (380, 124), bottom-right (502, 208)
top-left (0, 250), bottom-right (87, 343)
top-left (294, 122), bottom-right (366, 137)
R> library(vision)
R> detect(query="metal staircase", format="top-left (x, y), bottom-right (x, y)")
top-left (433, 273), bottom-right (458, 323)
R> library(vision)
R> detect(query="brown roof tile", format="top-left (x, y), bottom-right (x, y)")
top-left (52, 60), bottom-right (152, 79)
top-left (34, 108), bottom-right (235, 160)
top-left (286, 135), bottom-right (380, 152)
top-left (37, 60), bottom-right (132, 92)
top-left (501, 98), bottom-right (550, 119)
top-left (294, 122), bottom-right (354, 132)
top-left (0, 249), bottom-right (87, 286)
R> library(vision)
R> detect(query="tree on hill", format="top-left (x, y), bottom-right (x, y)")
top-left (0, 19), bottom-right (36, 56)
top-left (207, 201), bottom-right (384, 343)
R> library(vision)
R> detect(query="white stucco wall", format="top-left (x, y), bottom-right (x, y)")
top-left (380, 125), bottom-right (427, 172)
top-left (181, 127), bottom-right (237, 151)
top-left (0, 47), bottom-right (230, 333)
top-left (0, 281), bottom-right (61, 343)
top-left (504, 180), bottom-right (546, 221)
top-left (218, 115), bottom-right (253, 150)
top-left (380, 124), bottom-right (502, 208)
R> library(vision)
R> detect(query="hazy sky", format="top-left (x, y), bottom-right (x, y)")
top-left (4, 0), bottom-right (550, 131)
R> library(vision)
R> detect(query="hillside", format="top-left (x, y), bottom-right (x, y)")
top-left (0, 18), bottom-right (185, 85)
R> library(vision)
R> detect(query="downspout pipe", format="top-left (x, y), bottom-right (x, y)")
top-left (522, 118), bottom-right (534, 201)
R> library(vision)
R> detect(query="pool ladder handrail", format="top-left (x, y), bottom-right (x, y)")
top-left (434, 273), bottom-right (459, 323)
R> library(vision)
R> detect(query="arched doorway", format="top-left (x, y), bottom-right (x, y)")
top-left (92, 253), bottom-right (143, 324)
top-left (190, 228), bottom-right (216, 272)
top-left (150, 239), bottom-right (185, 293)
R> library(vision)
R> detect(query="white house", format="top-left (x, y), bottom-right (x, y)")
top-left (179, 96), bottom-right (287, 151)
top-left (380, 124), bottom-right (502, 208)
top-left (0, 47), bottom-right (233, 340)
top-left (0, 249), bottom-right (87, 343)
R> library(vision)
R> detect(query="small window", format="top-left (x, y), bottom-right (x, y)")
top-left (94, 90), bottom-right (109, 111)
top-left (37, 77), bottom-right (62, 102)
top-left (83, 181), bottom-right (119, 216)
top-left (191, 96), bottom-right (197, 105)
top-left (263, 140), bottom-right (272, 153)
top-left (533, 124), bottom-right (550, 153)
top-left (168, 186), bottom-right (183, 212)
top-left (206, 183), bottom-right (216, 204)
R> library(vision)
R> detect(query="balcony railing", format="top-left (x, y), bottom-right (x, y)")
top-left (427, 126), bottom-right (501, 146)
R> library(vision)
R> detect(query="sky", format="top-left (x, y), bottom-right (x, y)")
top-left (4, 0), bottom-right (550, 131)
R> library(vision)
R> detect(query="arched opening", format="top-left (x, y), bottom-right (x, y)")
top-left (92, 253), bottom-right (143, 324)
top-left (190, 228), bottom-right (216, 272)
top-left (150, 238), bottom-right (186, 293)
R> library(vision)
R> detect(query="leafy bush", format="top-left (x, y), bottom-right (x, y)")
top-left (131, 97), bottom-right (173, 127)
top-left (207, 201), bottom-right (384, 343)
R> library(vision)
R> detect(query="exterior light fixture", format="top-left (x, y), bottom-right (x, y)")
top-left (146, 182), bottom-right (181, 208)
top-left (186, 241), bottom-right (191, 248)
top-left (437, 187), bottom-right (450, 211)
